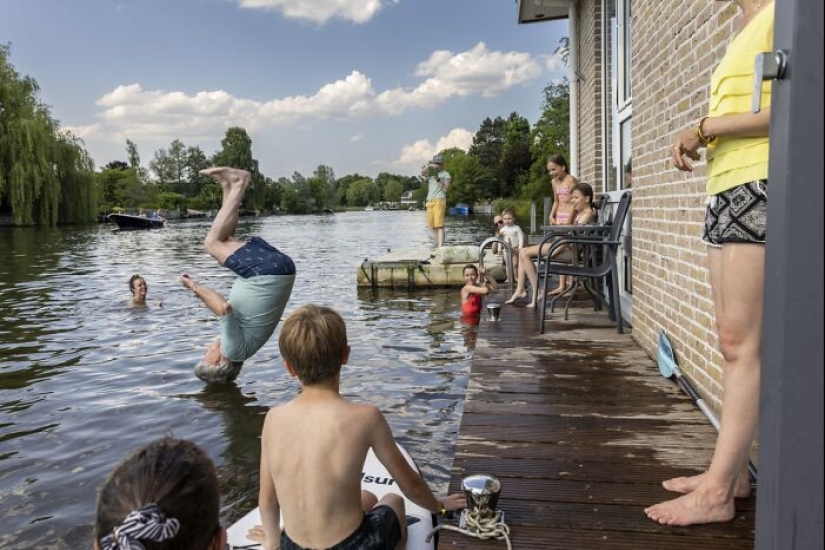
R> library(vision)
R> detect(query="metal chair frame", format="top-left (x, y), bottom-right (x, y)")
top-left (536, 191), bottom-right (632, 334)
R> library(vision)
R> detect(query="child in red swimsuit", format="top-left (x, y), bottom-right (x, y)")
top-left (460, 265), bottom-right (498, 324)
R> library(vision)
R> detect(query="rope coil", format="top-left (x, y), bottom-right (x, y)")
top-left (426, 508), bottom-right (512, 550)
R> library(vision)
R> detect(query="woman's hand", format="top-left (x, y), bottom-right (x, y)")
top-left (671, 127), bottom-right (703, 171)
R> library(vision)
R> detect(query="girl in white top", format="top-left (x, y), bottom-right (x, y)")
top-left (497, 208), bottom-right (527, 272)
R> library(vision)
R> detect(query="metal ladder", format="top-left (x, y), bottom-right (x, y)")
top-left (478, 237), bottom-right (515, 294)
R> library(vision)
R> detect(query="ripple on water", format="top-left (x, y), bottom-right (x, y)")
top-left (0, 212), bottom-right (492, 549)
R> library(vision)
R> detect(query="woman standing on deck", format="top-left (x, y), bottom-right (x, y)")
top-left (645, 0), bottom-right (774, 526)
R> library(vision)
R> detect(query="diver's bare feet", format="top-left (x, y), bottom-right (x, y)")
top-left (663, 472), bottom-right (751, 498)
top-left (199, 166), bottom-right (251, 193)
top-left (505, 290), bottom-right (527, 304)
top-left (644, 486), bottom-right (736, 526)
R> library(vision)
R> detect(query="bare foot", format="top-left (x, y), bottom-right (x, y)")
top-left (548, 286), bottom-right (566, 296)
top-left (505, 290), bottom-right (527, 304)
top-left (644, 486), bottom-right (736, 526)
top-left (199, 166), bottom-right (251, 193)
top-left (663, 472), bottom-right (751, 498)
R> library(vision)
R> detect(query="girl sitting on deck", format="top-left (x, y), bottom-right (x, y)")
top-left (505, 183), bottom-right (598, 307)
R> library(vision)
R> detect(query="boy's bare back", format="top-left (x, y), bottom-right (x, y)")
top-left (257, 305), bottom-right (465, 550)
top-left (261, 386), bottom-right (421, 549)
top-left (261, 390), bottom-right (375, 547)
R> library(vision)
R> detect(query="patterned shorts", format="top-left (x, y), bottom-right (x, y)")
top-left (702, 180), bottom-right (768, 246)
top-left (224, 237), bottom-right (296, 278)
top-left (280, 505), bottom-right (402, 550)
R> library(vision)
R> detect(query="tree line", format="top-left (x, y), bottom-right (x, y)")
top-left (1, 43), bottom-right (569, 225)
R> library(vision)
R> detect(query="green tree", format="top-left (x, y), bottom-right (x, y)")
top-left (500, 112), bottom-right (533, 197)
top-left (468, 116), bottom-right (506, 186)
top-left (212, 127), bottom-right (254, 170)
top-left (148, 147), bottom-right (176, 189)
top-left (311, 164), bottom-right (336, 209)
top-left (0, 44), bottom-right (96, 225)
top-left (346, 178), bottom-right (380, 207)
top-left (156, 191), bottom-right (188, 211)
top-left (528, 78), bottom-right (570, 191)
top-left (336, 173), bottom-right (368, 207)
top-left (183, 145), bottom-right (210, 197)
top-left (383, 178), bottom-right (404, 203)
top-left (447, 153), bottom-right (494, 206)
top-left (125, 139), bottom-right (148, 183)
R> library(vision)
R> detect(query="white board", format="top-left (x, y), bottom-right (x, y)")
top-left (226, 442), bottom-right (436, 550)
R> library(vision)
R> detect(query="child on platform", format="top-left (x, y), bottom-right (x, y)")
top-left (254, 305), bottom-right (466, 550)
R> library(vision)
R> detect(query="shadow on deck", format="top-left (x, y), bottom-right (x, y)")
top-left (440, 294), bottom-right (755, 549)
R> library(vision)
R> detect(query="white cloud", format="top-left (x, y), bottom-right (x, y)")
top-left (88, 43), bottom-right (545, 141)
top-left (350, 134), bottom-right (363, 142)
top-left (375, 42), bottom-right (543, 115)
top-left (61, 123), bottom-right (105, 141)
top-left (393, 127), bottom-right (473, 169)
top-left (78, 43), bottom-right (547, 169)
top-left (237, 0), bottom-right (384, 24)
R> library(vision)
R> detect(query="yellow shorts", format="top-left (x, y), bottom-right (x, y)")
top-left (426, 199), bottom-right (446, 229)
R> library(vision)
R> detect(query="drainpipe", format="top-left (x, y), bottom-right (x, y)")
top-left (569, 1), bottom-right (579, 176)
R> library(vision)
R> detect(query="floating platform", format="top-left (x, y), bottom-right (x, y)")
top-left (357, 245), bottom-right (504, 288)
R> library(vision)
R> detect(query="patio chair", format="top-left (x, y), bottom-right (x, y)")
top-left (537, 191), bottom-right (632, 334)
top-left (532, 192), bottom-right (613, 305)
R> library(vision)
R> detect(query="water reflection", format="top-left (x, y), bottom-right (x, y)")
top-left (0, 212), bottom-right (491, 549)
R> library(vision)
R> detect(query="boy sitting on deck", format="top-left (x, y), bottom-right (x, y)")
top-left (252, 304), bottom-right (466, 550)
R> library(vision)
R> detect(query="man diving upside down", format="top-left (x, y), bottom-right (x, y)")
top-left (181, 167), bottom-right (295, 382)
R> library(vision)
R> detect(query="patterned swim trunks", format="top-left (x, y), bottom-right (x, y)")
top-left (224, 237), bottom-right (296, 278)
top-left (702, 180), bottom-right (767, 246)
top-left (280, 505), bottom-right (402, 550)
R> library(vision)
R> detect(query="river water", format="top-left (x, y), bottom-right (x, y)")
top-left (0, 211), bottom-right (491, 549)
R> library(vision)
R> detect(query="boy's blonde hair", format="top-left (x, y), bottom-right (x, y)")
top-left (501, 208), bottom-right (516, 218)
top-left (278, 305), bottom-right (348, 385)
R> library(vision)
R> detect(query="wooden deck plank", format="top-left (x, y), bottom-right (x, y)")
top-left (439, 299), bottom-right (755, 549)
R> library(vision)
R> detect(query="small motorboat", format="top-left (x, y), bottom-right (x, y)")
top-left (448, 203), bottom-right (470, 216)
top-left (107, 213), bottom-right (166, 230)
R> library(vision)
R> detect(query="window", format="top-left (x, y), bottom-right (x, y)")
top-left (602, 0), bottom-right (634, 307)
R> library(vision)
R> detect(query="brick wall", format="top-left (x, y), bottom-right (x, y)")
top-left (575, 0), bottom-right (739, 411)
top-left (575, 0), bottom-right (603, 188)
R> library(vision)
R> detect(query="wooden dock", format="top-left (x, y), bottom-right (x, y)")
top-left (439, 296), bottom-right (755, 549)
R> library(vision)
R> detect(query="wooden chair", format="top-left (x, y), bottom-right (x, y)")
top-left (537, 191), bottom-right (632, 334)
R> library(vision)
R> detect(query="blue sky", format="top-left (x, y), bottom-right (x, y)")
top-left (1, 0), bottom-right (567, 179)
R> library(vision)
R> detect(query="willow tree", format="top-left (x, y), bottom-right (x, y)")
top-left (0, 44), bottom-right (96, 225)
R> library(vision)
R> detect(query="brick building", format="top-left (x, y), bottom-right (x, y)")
top-left (519, 0), bottom-right (745, 411)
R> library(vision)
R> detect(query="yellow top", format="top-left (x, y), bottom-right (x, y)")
top-left (706, 5), bottom-right (774, 196)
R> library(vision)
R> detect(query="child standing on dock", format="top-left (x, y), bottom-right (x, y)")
top-left (253, 305), bottom-right (465, 550)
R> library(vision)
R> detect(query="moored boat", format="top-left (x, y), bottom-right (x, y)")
top-left (107, 213), bottom-right (165, 230)
top-left (448, 203), bottom-right (470, 216)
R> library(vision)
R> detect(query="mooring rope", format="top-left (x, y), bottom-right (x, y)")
top-left (426, 509), bottom-right (512, 550)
